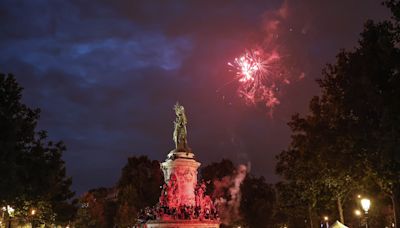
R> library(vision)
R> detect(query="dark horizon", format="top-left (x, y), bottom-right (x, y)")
top-left (0, 0), bottom-right (391, 195)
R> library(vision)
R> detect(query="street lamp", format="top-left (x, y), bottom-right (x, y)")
top-left (30, 208), bottom-right (37, 228)
top-left (323, 216), bottom-right (329, 228)
top-left (355, 209), bottom-right (362, 228)
top-left (6, 206), bottom-right (14, 217)
top-left (361, 198), bottom-right (370, 213)
top-left (4, 206), bottom-right (14, 228)
top-left (360, 198), bottom-right (371, 228)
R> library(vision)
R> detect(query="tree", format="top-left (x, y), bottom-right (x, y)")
top-left (114, 185), bottom-right (138, 226)
top-left (0, 73), bottom-right (75, 224)
top-left (73, 156), bottom-right (162, 227)
top-left (317, 18), bottom-right (400, 226)
top-left (74, 188), bottom-right (118, 228)
top-left (115, 156), bottom-right (163, 226)
top-left (276, 97), bottom-right (360, 226)
top-left (275, 182), bottom-right (317, 228)
top-left (74, 192), bottom-right (102, 228)
top-left (200, 159), bottom-right (236, 196)
top-left (277, 1), bottom-right (400, 226)
top-left (117, 155), bottom-right (163, 209)
top-left (240, 175), bottom-right (276, 228)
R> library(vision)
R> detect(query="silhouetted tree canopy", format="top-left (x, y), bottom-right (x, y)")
top-left (0, 73), bottom-right (75, 224)
top-left (240, 175), bottom-right (276, 228)
top-left (116, 156), bottom-right (163, 226)
top-left (276, 2), bottom-right (400, 226)
top-left (200, 159), bottom-right (236, 196)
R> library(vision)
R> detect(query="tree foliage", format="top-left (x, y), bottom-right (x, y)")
top-left (74, 188), bottom-right (117, 228)
top-left (240, 175), bottom-right (276, 228)
top-left (200, 159), bottom-right (236, 196)
top-left (0, 73), bottom-right (75, 224)
top-left (117, 155), bottom-right (163, 208)
top-left (116, 156), bottom-right (162, 226)
top-left (73, 156), bottom-right (163, 227)
top-left (276, 2), bottom-right (400, 226)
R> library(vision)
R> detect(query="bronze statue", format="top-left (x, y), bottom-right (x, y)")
top-left (173, 102), bottom-right (190, 151)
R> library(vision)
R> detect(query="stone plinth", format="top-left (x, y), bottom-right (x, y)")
top-left (146, 220), bottom-right (220, 228)
top-left (161, 150), bottom-right (200, 207)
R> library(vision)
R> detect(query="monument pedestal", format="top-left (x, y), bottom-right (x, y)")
top-left (146, 220), bottom-right (220, 228)
top-left (145, 150), bottom-right (219, 228)
top-left (141, 104), bottom-right (220, 228)
top-left (161, 150), bottom-right (200, 207)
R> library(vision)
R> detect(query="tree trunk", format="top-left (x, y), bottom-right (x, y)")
top-left (308, 205), bottom-right (314, 228)
top-left (392, 184), bottom-right (400, 228)
top-left (337, 196), bottom-right (345, 224)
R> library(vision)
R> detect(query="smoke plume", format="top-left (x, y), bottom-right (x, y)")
top-left (213, 164), bottom-right (248, 225)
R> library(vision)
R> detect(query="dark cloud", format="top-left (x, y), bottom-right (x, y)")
top-left (0, 0), bottom-right (391, 194)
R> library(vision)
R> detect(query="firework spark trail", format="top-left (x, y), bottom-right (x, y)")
top-left (228, 49), bottom-right (283, 110)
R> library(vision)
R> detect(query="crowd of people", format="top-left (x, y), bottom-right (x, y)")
top-left (137, 203), bottom-right (219, 223)
top-left (137, 179), bottom-right (219, 223)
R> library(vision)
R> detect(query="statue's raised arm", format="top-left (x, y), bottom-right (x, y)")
top-left (173, 102), bottom-right (189, 152)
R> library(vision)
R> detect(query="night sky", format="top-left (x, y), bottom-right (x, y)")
top-left (0, 0), bottom-right (390, 194)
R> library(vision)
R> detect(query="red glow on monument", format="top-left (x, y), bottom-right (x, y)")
top-left (140, 103), bottom-right (220, 228)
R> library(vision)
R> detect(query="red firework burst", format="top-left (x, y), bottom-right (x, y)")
top-left (228, 49), bottom-right (282, 109)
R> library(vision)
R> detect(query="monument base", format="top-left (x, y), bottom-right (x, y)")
top-left (146, 219), bottom-right (220, 228)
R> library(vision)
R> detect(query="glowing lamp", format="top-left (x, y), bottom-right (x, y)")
top-left (361, 198), bottom-right (371, 213)
top-left (6, 205), bottom-right (14, 216)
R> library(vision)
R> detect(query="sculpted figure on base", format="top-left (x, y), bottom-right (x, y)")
top-left (173, 102), bottom-right (190, 152)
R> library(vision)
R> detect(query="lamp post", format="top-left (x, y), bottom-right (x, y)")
top-left (5, 206), bottom-right (14, 228)
top-left (323, 216), bottom-right (329, 228)
top-left (360, 198), bottom-right (371, 228)
top-left (31, 209), bottom-right (36, 228)
top-left (2, 205), bottom-right (15, 228)
top-left (355, 209), bottom-right (362, 228)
